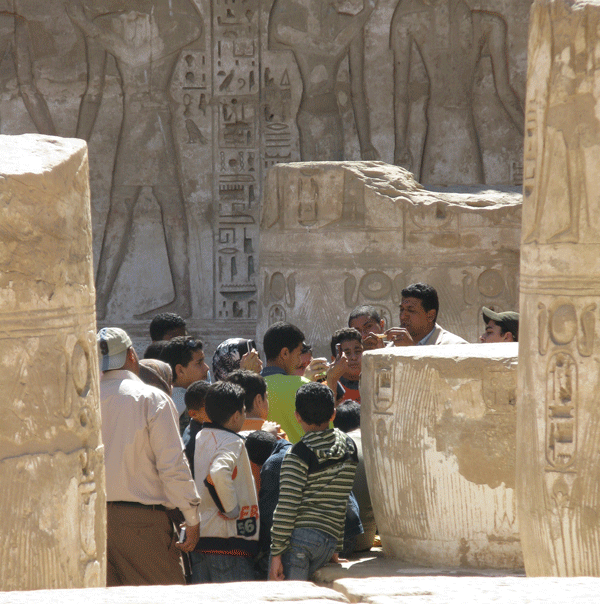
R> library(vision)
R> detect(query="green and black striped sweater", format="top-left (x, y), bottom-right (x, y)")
top-left (271, 427), bottom-right (358, 556)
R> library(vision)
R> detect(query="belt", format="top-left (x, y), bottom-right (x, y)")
top-left (108, 501), bottom-right (167, 512)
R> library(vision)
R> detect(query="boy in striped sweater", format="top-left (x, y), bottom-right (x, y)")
top-left (269, 382), bottom-right (358, 581)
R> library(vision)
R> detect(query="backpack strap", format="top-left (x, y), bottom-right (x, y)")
top-left (291, 434), bottom-right (358, 475)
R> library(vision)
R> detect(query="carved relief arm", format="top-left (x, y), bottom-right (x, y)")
top-left (75, 36), bottom-right (106, 141)
top-left (272, 0), bottom-right (376, 54)
top-left (391, 16), bottom-right (413, 169)
top-left (332, 0), bottom-right (378, 51)
top-left (478, 11), bottom-right (524, 135)
top-left (348, 35), bottom-right (379, 160)
top-left (66, 4), bottom-right (153, 60)
top-left (13, 14), bottom-right (57, 135)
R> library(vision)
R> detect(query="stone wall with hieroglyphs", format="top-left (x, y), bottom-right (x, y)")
top-left (0, 0), bottom-right (529, 345)
top-left (259, 162), bottom-right (521, 356)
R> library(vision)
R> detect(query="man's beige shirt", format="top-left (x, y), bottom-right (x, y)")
top-left (100, 369), bottom-right (200, 525)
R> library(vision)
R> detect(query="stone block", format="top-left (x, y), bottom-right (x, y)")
top-left (0, 134), bottom-right (105, 589)
top-left (360, 343), bottom-right (521, 569)
top-left (259, 162), bottom-right (521, 356)
top-left (517, 0), bottom-right (600, 577)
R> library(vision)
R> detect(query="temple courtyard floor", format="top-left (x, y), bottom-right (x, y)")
top-left (2, 550), bottom-right (600, 603)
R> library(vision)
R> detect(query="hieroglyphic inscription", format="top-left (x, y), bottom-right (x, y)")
top-left (545, 352), bottom-right (577, 472)
top-left (211, 0), bottom-right (260, 319)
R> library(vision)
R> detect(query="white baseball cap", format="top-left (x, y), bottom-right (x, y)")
top-left (97, 327), bottom-right (132, 372)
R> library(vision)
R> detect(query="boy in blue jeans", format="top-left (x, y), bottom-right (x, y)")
top-left (269, 382), bottom-right (358, 580)
top-left (192, 382), bottom-right (259, 582)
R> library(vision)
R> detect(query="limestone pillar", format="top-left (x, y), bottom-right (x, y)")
top-left (0, 134), bottom-right (105, 589)
top-left (361, 343), bottom-right (522, 569)
top-left (517, 0), bottom-right (600, 576)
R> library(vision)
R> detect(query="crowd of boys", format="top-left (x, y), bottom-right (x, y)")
top-left (97, 282), bottom-right (519, 586)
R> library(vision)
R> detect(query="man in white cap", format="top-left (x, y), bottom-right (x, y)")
top-left (97, 327), bottom-right (201, 586)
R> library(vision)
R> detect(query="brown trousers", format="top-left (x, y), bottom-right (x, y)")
top-left (106, 503), bottom-right (186, 586)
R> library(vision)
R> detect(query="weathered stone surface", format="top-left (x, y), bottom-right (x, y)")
top-left (0, 583), bottom-right (349, 604)
top-left (0, 0), bottom-right (529, 339)
top-left (259, 162), bottom-right (521, 356)
top-left (360, 343), bottom-right (521, 569)
top-left (329, 576), bottom-right (600, 603)
top-left (0, 134), bottom-right (105, 589)
top-left (517, 0), bottom-right (600, 578)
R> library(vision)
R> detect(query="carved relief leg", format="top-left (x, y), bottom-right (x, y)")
top-left (297, 105), bottom-right (344, 161)
top-left (95, 186), bottom-right (141, 320)
top-left (138, 184), bottom-right (192, 319)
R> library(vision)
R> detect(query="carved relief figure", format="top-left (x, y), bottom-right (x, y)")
top-left (269, 0), bottom-right (379, 161)
top-left (67, 1), bottom-right (203, 319)
top-left (523, 11), bottom-right (600, 244)
top-left (391, 0), bottom-right (524, 184)
top-left (0, 3), bottom-right (56, 134)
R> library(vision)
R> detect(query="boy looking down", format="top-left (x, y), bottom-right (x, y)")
top-left (269, 382), bottom-right (358, 581)
top-left (192, 382), bottom-right (259, 583)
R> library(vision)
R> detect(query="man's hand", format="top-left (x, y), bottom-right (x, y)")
top-left (269, 554), bottom-right (285, 580)
top-left (176, 522), bottom-right (199, 552)
top-left (262, 420), bottom-right (280, 436)
top-left (385, 327), bottom-right (416, 346)
top-left (240, 348), bottom-right (263, 374)
top-left (330, 552), bottom-right (347, 563)
top-left (304, 357), bottom-right (329, 382)
top-left (362, 332), bottom-right (386, 351)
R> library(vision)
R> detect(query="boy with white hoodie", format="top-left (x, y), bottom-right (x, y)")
top-left (192, 382), bottom-right (259, 582)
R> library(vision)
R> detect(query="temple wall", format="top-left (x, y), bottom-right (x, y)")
top-left (0, 0), bottom-right (529, 344)
top-left (259, 162), bottom-right (521, 355)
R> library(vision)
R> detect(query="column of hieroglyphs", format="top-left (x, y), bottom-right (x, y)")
top-left (0, 134), bottom-right (105, 589)
top-left (517, 0), bottom-right (600, 576)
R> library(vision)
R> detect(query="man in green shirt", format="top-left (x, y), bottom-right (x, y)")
top-left (261, 322), bottom-right (309, 443)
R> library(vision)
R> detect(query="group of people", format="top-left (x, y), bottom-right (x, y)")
top-left (97, 282), bottom-right (519, 587)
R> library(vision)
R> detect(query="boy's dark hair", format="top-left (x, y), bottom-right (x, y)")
top-left (330, 327), bottom-right (362, 357)
top-left (226, 369), bottom-right (267, 414)
top-left (205, 381), bottom-right (245, 426)
top-left (333, 400), bottom-right (361, 433)
top-left (144, 340), bottom-right (167, 360)
top-left (150, 312), bottom-right (186, 341)
top-left (401, 283), bottom-right (439, 322)
top-left (185, 380), bottom-right (210, 412)
top-left (295, 382), bottom-right (334, 426)
top-left (348, 305), bottom-right (381, 326)
top-left (245, 430), bottom-right (278, 467)
top-left (263, 321), bottom-right (305, 361)
top-left (159, 336), bottom-right (203, 375)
